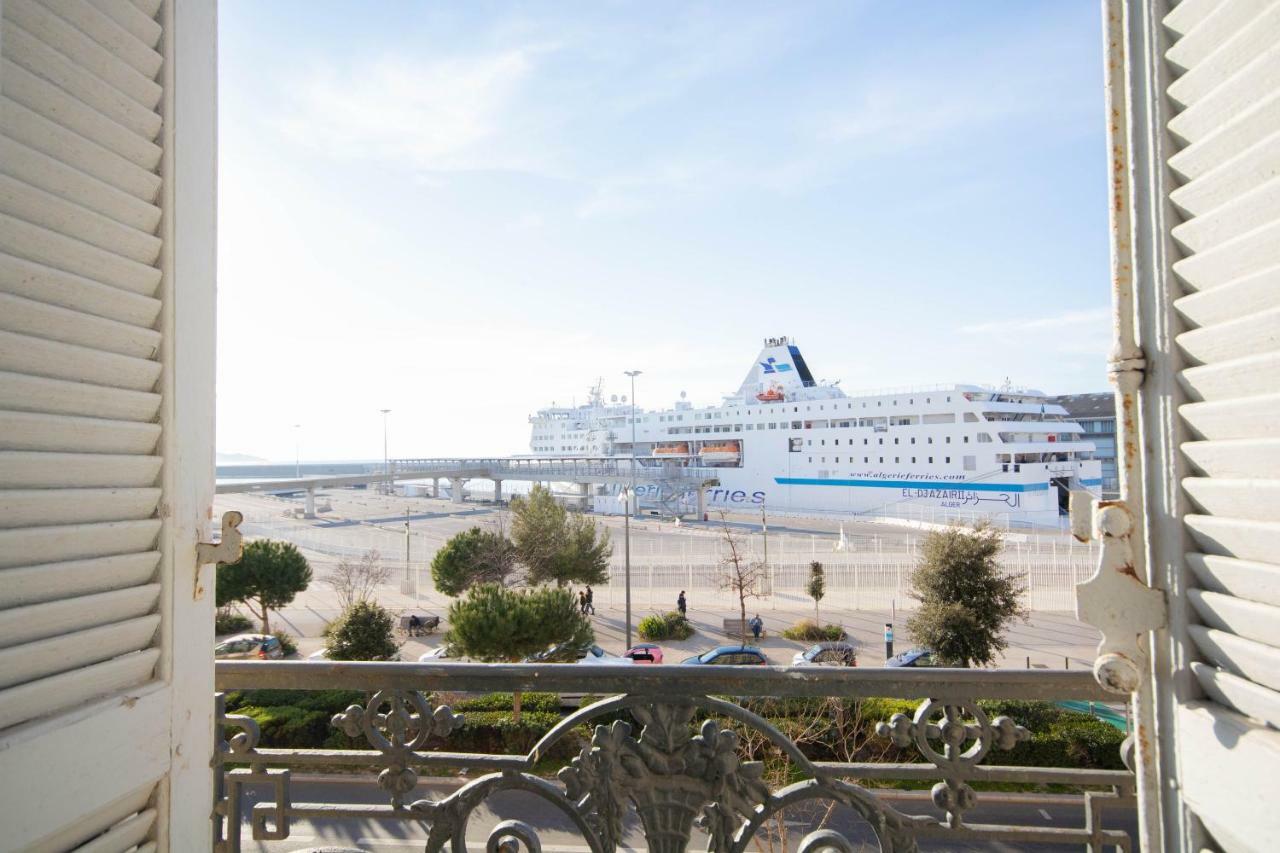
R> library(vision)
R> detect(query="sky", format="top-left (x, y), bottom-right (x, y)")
top-left (217, 1), bottom-right (1111, 463)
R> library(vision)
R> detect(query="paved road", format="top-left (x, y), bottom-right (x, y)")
top-left (230, 776), bottom-right (1139, 852)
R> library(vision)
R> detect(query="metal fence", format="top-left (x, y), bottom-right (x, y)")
top-left (215, 662), bottom-right (1135, 852)
top-left (217, 500), bottom-right (1098, 612)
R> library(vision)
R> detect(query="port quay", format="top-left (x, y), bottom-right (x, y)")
top-left (215, 457), bottom-right (1099, 614)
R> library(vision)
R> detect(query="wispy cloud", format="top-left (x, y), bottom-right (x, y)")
top-left (960, 308), bottom-right (1111, 335)
top-left (275, 47), bottom-right (549, 172)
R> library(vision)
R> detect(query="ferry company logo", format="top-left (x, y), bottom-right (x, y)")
top-left (760, 357), bottom-right (792, 374)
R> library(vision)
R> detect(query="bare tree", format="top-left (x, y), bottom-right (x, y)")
top-left (715, 512), bottom-right (768, 644)
top-left (323, 549), bottom-right (392, 610)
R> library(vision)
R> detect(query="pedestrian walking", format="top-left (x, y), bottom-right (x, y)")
top-left (677, 590), bottom-right (687, 618)
top-left (578, 590), bottom-right (587, 615)
top-left (584, 586), bottom-right (595, 615)
top-left (749, 613), bottom-right (763, 642)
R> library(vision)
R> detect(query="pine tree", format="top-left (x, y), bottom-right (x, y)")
top-left (807, 560), bottom-right (825, 625)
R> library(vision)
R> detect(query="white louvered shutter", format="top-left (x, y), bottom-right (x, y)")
top-left (0, 1), bottom-right (217, 850)
top-left (1152, 0), bottom-right (1280, 849)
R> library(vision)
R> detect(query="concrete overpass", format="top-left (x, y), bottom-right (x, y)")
top-left (216, 455), bottom-right (719, 518)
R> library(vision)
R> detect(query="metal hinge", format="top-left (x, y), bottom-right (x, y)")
top-left (197, 510), bottom-right (244, 566)
top-left (1070, 491), bottom-right (1166, 694)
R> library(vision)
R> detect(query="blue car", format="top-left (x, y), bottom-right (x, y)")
top-left (885, 648), bottom-right (938, 668)
top-left (681, 645), bottom-right (769, 665)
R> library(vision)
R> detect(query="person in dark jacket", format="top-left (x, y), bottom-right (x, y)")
top-left (749, 614), bottom-right (763, 641)
top-left (677, 590), bottom-right (687, 617)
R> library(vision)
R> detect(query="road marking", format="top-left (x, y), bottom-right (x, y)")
top-left (1039, 808), bottom-right (1053, 821)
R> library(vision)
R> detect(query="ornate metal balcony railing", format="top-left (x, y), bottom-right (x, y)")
top-left (215, 662), bottom-right (1135, 852)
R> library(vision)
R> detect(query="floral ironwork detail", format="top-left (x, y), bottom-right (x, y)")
top-left (558, 702), bottom-right (767, 853)
top-left (877, 699), bottom-right (1029, 827)
top-left (331, 689), bottom-right (463, 807)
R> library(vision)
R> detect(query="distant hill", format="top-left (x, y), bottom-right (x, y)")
top-left (215, 451), bottom-right (269, 464)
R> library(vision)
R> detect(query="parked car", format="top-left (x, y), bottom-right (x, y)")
top-left (525, 643), bottom-right (632, 665)
top-left (885, 648), bottom-right (939, 668)
top-left (625, 643), bottom-right (664, 664)
top-left (214, 633), bottom-right (282, 660)
top-left (417, 645), bottom-right (471, 663)
top-left (681, 645), bottom-right (769, 666)
top-left (791, 641), bottom-right (858, 667)
top-left (306, 648), bottom-right (328, 662)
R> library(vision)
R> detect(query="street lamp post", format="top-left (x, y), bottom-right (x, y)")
top-left (379, 408), bottom-right (391, 494)
top-left (292, 424), bottom-right (301, 479)
top-left (622, 369), bottom-right (642, 649)
top-left (619, 486), bottom-right (632, 649)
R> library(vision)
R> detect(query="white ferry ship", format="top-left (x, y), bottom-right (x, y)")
top-left (528, 337), bottom-right (1102, 527)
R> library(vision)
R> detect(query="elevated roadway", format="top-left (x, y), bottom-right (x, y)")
top-left (216, 455), bottom-right (719, 518)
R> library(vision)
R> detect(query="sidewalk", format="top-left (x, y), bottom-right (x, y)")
top-left (262, 581), bottom-right (1101, 669)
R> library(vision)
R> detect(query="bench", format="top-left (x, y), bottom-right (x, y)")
top-left (399, 614), bottom-right (439, 637)
top-left (723, 618), bottom-right (766, 639)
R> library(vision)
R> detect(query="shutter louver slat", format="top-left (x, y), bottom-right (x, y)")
top-left (0, 486), bottom-right (161, 527)
top-left (0, 135), bottom-right (161, 232)
top-left (1163, 0), bottom-right (1280, 763)
top-left (1191, 662), bottom-right (1280, 729)
top-left (39, 0), bottom-right (162, 79)
top-left (1188, 588), bottom-right (1280, 647)
top-left (0, 173), bottom-right (162, 263)
top-left (0, 551), bottom-right (159, 609)
top-left (0, 519), bottom-right (161, 569)
top-left (0, 370), bottom-right (161, 421)
top-left (1, 95), bottom-right (162, 201)
top-left (1185, 553), bottom-right (1280, 606)
top-left (0, 582), bottom-right (159, 645)
top-left (72, 807), bottom-right (157, 853)
top-left (0, 647), bottom-right (159, 731)
top-left (3, 21), bottom-right (162, 141)
top-left (0, 211), bottom-right (161, 295)
top-left (1, 0), bottom-right (161, 109)
top-left (0, 253), bottom-right (162, 327)
top-left (86, 0), bottom-right (162, 50)
top-left (0, 613), bottom-right (159, 690)
top-left (0, 291), bottom-right (162, 358)
top-left (1188, 627), bottom-right (1280, 693)
top-left (1182, 439), bottom-right (1280, 478)
top-left (0, 411), bottom-right (160, 454)
top-left (0, 451), bottom-right (161, 488)
top-left (0, 329), bottom-right (162, 391)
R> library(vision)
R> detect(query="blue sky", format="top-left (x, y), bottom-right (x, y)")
top-left (217, 1), bottom-right (1110, 462)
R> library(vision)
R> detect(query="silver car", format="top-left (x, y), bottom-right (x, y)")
top-left (791, 641), bottom-right (858, 667)
top-left (214, 633), bottom-right (283, 660)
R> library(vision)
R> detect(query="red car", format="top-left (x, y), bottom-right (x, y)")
top-left (625, 643), bottom-right (664, 664)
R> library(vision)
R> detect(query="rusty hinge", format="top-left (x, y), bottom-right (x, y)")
top-left (1070, 491), bottom-right (1166, 694)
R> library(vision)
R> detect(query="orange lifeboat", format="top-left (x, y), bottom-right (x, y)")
top-left (653, 443), bottom-right (690, 456)
top-left (699, 442), bottom-right (741, 463)
top-left (756, 387), bottom-right (784, 402)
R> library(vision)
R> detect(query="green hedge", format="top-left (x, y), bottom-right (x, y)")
top-left (221, 690), bottom-right (1123, 774)
top-left (448, 692), bottom-right (562, 713)
top-left (638, 611), bottom-right (695, 641)
top-left (780, 620), bottom-right (846, 641)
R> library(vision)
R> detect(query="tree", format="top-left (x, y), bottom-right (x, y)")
top-left (324, 600), bottom-right (400, 661)
top-left (323, 549), bottom-right (392, 610)
top-left (217, 539), bottom-right (312, 634)
top-left (715, 513), bottom-right (768, 644)
top-left (906, 523), bottom-right (1028, 667)
top-left (445, 584), bottom-right (593, 719)
top-left (430, 527), bottom-right (519, 596)
top-left (510, 485), bottom-right (611, 587)
top-left (807, 560), bottom-right (825, 625)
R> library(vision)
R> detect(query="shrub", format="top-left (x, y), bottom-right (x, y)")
top-left (272, 630), bottom-right (298, 656)
top-left (449, 693), bottom-right (562, 713)
top-left (215, 609), bottom-right (253, 635)
top-left (324, 600), bottom-right (400, 661)
top-left (781, 620), bottom-right (846, 641)
top-left (638, 611), bottom-right (695, 641)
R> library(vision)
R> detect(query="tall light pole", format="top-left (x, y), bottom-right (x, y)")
top-left (379, 408), bottom-right (391, 494)
top-left (622, 369), bottom-right (642, 649)
top-left (292, 424), bottom-right (301, 479)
